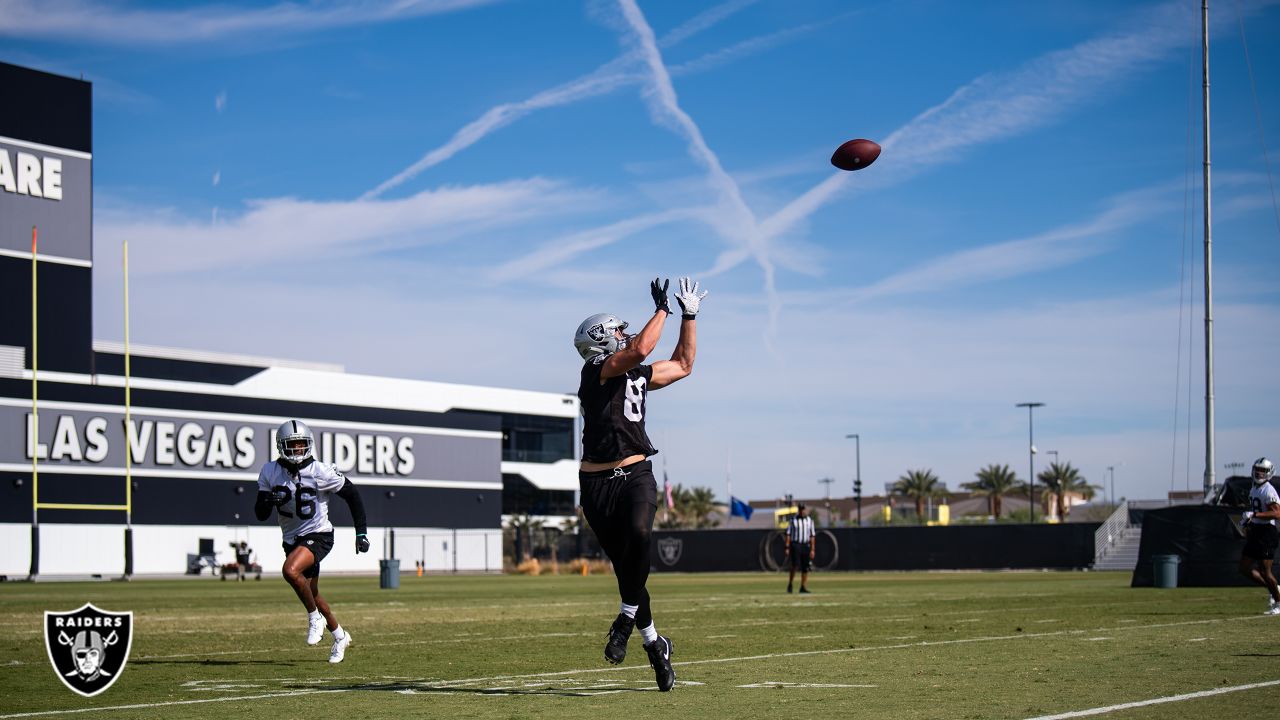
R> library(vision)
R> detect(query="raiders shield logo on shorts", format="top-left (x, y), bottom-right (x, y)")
top-left (657, 537), bottom-right (682, 567)
top-left (44, 603), bottom-right (133, 697)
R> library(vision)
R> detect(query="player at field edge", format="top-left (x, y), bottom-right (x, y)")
top-left (573, 276), bottom-right (707, 692)
top-left (255, 419), bottom-right (371, 662)
top-left (1238, 457), bottom-right (1280, 615)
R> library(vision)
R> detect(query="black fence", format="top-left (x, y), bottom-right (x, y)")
top-left (1131, 505), bottom-right (1253, 587)
top-left (650, 523), bottom-right (1100, 572)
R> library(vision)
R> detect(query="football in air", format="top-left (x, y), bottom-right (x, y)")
top-left (830, 138), bottom-right (881, 171)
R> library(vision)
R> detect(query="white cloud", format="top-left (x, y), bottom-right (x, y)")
top-left (215, 90), bottom-right (227, 113)
top-left (97, 178), bottom-right (604, 276)
top-left (211, 170), bottom-right (221, 187)
top-left (615, 0), bottom-right (781, 336)
top-left (847, 184), bottom-right (1176, 304)
top-left (0, 0), bottom-right (506, 44)
top-left (486, 207), bottom-right (700, 284)
top-left (363, 0), bottom-right (822, 199)
top-left (754, 1), bottom-right (1211, 266)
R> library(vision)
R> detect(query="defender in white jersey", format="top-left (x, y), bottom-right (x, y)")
top-left (1237, 458), bottom-right (1280, 615)
top-left (255, 420), bottom-right (370, 662)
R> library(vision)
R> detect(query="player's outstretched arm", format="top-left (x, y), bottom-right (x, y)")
top-left (336, 479), bottom-right (370, 553)
top-left (651, 277), bottom-right (705, 389)
top-left (601, 278), bottom-right (671, 380)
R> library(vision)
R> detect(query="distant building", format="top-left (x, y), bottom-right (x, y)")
top-left (0, 61), bottom-right (576, 577)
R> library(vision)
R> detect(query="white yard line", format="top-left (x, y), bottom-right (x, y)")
top-left (1023, 679), bottom-right (1280, 719)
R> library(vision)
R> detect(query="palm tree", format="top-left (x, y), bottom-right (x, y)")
top-left (683, 486), bottom-right (721, 529)
top-left (962, 464), bottom-right (1021, 518)
top-left (506, 514), bottom-right (544, 560)
top-left (893, 469), bottom-right (946, 522)
top-left (660, 484), bottom-right (721, 529)
top-left (1037, 462), bottom-right (1098, 521)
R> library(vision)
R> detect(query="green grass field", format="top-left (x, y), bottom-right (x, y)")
top-left (0, 570), bottom-right (1276, 719)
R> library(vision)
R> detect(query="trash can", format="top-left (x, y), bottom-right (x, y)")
top-left (379, 559), bottom-right (400, 590)
top-left (1152, 554), bottom-right (1180, 588)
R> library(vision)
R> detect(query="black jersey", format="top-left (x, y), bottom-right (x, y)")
top-left (578, 355), bottom-right (658, 463)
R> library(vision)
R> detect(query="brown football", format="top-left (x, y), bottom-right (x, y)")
top-left (830, 138), bottom-right (881, 171)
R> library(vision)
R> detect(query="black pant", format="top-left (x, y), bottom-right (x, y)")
top-left (1244, 523), bottom-right (1280, 561)
top-left (580, 460), bottom-right (658, 630)
top-left (789, 542), bottom-right (812, 572)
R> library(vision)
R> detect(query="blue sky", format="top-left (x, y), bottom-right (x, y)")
top-left (5, 0), bottom-right (1279, 506)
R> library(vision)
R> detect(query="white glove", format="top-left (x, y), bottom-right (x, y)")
top-left (674, 277), bottom-right (708, 318)
top-left (1242, 511), bottom-right (1255, 524)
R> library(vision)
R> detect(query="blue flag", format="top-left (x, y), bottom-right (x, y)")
top-left (729, 496), bottom-right (754, 521)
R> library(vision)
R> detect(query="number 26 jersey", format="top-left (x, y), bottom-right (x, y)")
top-left (257, 459), bottom-right (346, 543)
top-left (578, 356), bottom-right (658, 463)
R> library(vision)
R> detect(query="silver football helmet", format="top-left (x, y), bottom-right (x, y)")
top-left (1253, 457), bottom-right (1275, 486)
top-left (574, 313), bottom-right (629, 361)
top-left (276, 419), bottom-right (315, 464)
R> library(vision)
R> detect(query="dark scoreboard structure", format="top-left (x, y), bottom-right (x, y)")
top-left (0, 62), bottom-right (579, 577)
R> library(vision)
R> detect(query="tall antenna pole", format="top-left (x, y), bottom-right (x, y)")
top-left (1201, 0), bottom-right (1216, 498)
top-left (123, 240), bottom-right (134, 578)
top-left (30, 226), bottom-right (39, 581)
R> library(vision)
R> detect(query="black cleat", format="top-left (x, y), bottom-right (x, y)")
top-left (604, 613), bottom-right (634, 665)
top-left (786, 584), bottom-right (793, 593)
top-left (799, 587), bottom-right (812, 594)
top-left (644, 635), bottom-right (676, 692)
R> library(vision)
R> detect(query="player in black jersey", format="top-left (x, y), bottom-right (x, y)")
top-left (573, 276), bottom-right (707, 693)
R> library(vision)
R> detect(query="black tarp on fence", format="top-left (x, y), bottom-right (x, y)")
top-left (650, 523), bottom-right (1100, 572)
top-left (1130, 505), bottom-right (1251, 587)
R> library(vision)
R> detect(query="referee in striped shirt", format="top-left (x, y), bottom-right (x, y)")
top-left (785, 504), bottom-right (816, 594)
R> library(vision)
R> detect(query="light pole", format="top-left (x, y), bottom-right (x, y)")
top-left (1016, 403), bottom-right (1045, 523)
top-left (1046, 450), bottom-right (1059, 467)
top-left (845, 434), bottom-right (862, 526)
top-left (1106, 463), bottom-right (1125, 507)
top-left (818, 477), bottom-right (834, 524)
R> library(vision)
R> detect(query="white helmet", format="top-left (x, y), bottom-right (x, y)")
top-left (1253, 457), bottom-right (1275, 486)
top-left (276, 420), bottom-right (315, 465)
top-left (574, 313), bottom-right (629, 361)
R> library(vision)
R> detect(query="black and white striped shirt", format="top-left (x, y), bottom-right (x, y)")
top-left (787, 515), bottom-right (815, 544)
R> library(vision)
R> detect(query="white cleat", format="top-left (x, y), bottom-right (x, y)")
top-left (1266, 601), bottom-right (1280, 616)
top-left (307, 614), bottom-right (325, 646)
top-left (329, 632), bottom-right (351, 663)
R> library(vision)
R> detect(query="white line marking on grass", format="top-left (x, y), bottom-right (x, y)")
top-left (5, 615), bottom-right (1269, 718)
top-left (795, 635), bottom-right (824, 639)
top-left (1186, 637), bottom-right (1208, 642)
top-left (1034, 619), bottom-right (1061, 624)
top-left (706, 634), bottom-right (737, 638)
top-left (1084, 637), bottom-right (1112, 641)
top-left (0, 690), bottom-right (352, 719)
top-left (1023, 679), bottom-right (1280, 719)
top-left (737, 682), bottom-right (876, 689)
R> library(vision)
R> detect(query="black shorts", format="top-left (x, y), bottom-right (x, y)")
top-left (283, 532), bottom-right (334, 578)
top-left (579, 460), bottom-right (658, 529)
top-left (789, 542), bottom-right (812, 572)
top-left (1243, 523), bottom-right (1280, 561)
